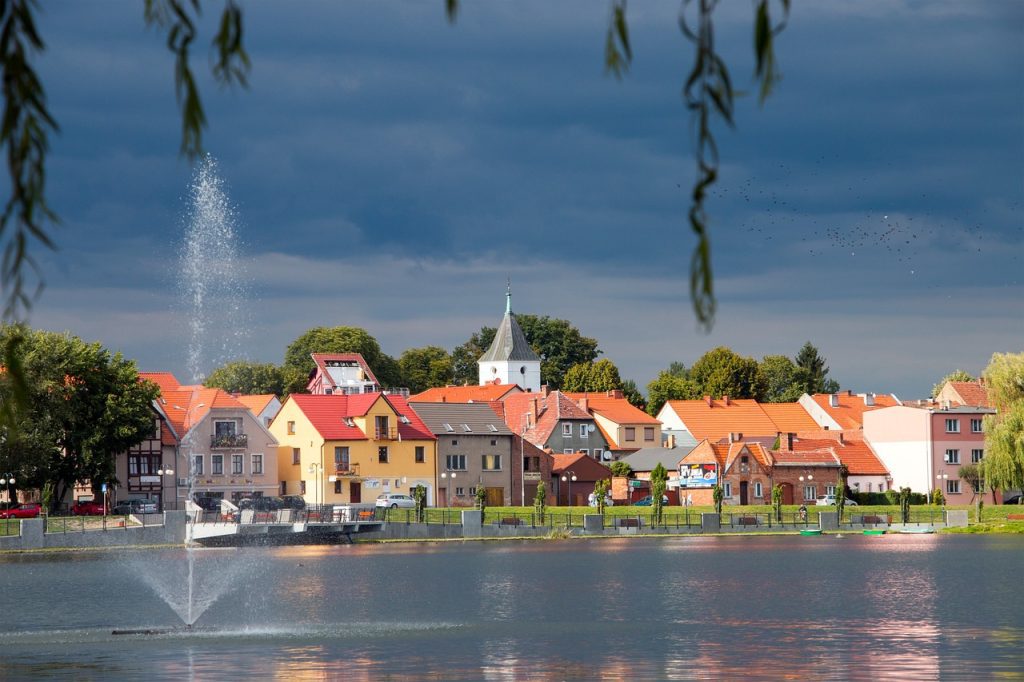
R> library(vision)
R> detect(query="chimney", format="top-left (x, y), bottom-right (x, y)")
top-left (829, 394), bottom-right (840, 408)
top-left (838, 432), bottom-right (845, 445)
top-left (723, 395), bottom-right (730, 406)
top-left (541, 384), bottom-right (550, 397)
top-left (441, 396), bottom-right (446, 403)
top-left (728, 432), bottom-right (743, 443)
top-left (532, 397), bottom-right (540, 422)
top-left (787, 433), bottom-right (793, 451)
top-left (610, 389), bottom-right (624, 399)
top-left (863, 393), bottom-right (875, 406)
top-left (667, 434), bottom-right (676, 449)
top-left (704, 395), bottom-right (713, 407)
top-left (578, 398), bottom-right (589, 413)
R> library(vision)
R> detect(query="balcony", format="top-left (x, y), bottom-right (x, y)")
top-left (374, 427), bottom-right (398, 441)
top-left (210, 433), bottom-right (248, 448)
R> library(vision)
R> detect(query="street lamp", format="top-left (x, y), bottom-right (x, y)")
top-left (157, 466), bottom-right (175, 511)
top-left (560, 470), bottom-right (577, 506)
top-left (441, 470), bottom-right (457, 507)
top-left (936, 473), bottom-right (949, 510)
top-left (0, 473), bottom-right (15, 504)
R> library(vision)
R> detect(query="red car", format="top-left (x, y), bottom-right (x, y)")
top-left (0, 502), bottom-right (42, 519)
top-left (71, 499), bottom-right (106, 516)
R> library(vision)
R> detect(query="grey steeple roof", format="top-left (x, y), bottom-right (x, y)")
top-left (478, 288), bottom-right (541, 363)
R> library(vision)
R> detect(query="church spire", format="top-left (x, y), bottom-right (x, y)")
top-left (506, 278), bottom-right (512, 314)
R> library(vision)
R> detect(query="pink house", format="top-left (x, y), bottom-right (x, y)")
top-left (863, 401), bottom-right (995, 501)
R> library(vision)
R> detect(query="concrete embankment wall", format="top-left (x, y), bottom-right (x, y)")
top-left (0, 511), bottom-right (187, 551)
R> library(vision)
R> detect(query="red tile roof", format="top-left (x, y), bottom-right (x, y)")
top-left (551, 452), bottom-right (612, 481)
top-left (808, 392), bottom-right (900, 430)
top-left (664, 398), bottom-right (780, 441)
top-left (790, 432), bottom-right (889, 476)
top-left (287, 393), bottom-right (434, 441)
top-left (409, 384), bottom-right (523, 403)
top-left (502, 390), bottom-right (593, 447)
top-left (760, 403), bottom-right (819, 433)
top-left (680, 439), bottom-right (772, 471)
top-left (140, 372), bottom-right (250, 441)
top-left (564, 393), bottom-right (661, 425)
top-left (945, 381), bottom-right (991, 408)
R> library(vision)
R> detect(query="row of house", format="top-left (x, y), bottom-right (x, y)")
top-left (99, 292), bottom-right (997, 511)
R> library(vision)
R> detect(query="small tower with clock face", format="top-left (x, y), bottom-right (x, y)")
top-left (477, 285), bottom-right (541, 392)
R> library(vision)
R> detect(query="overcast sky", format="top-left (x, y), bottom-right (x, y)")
top-left (26, 1), bottom-right (1024, 397)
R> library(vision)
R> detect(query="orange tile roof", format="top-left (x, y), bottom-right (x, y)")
top-left (680, 439), bottom-right (772, 471)
top-left (761, 403), bottom-right (819, 433)
top-left (140, 372), bottom-right (251, 441)
top-left (563, 393), bottom-right (661, 425)
top-left (789, 433), bottom-right (889, 476)
top-left (946, 381), bottom-right (991, 408)
top-left (808, 392), bottom-right (901, 430)
top-left (409, 384), bottom-right (523, 403)
top-left (235, 394), bottom-right (277, 415)
top-left (502, 390), bottom-right (594, 447)
top-left (551, 452), bottom-right (612, 481)
top-left (665, 398), bottom-right (779, 441)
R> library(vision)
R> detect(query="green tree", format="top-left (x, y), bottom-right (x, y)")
top-left (981, 352), bottom-right (1024, 494)
top-left (0, 326), bottom-right (159, 510)
top-left (689, 346), bottom-right (764, 401)
top-left (794, 342), bottom-right (840, 395)
top-left (204, 360), bottom-right (285, 395)
top-left (282, 326), bottom-right (401, 394)
top-left (712, 484), bottom-right (724, 515)
top-left (650, 462), bottom-right (667, 525)
top-left (450, 327), bottom-right (495, 386)
top-left (398, 346), bottom-right (453, 395)
top-left (932, 369), bottom-right (975, 399)
top-left (771, 484), bottom-right (783, 522)
top-left (667, 361), bottom-right (689, 378)
top-left (475, 485), bottom-right (487, 512)
top-left (412, 484), bottom-right (427, 522)
top-left (593, 478), bottom-right (609, 514)
top-left (646, 370), bottom-right (700, 416)
top-left (563, 359), bottom-right (623, 393)
top-left (758, 355), bottom-right (804, 403)
top-left (534, 480), bottom-right (547, 521)
top-left (609, 461), bottom-right (632, 478)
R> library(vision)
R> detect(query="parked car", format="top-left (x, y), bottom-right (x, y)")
top-left (375, 493), bottom-right (416, 509)
top-left (71, 499), bottom-right (106, 516)
top-left (815, 494), bottom-right (858, 507)
top-left (192, 496), bottom-right (224, 512)
top-left (632, 495), bottom-right (669, 507)
top-left (0, 502), bottom-right (42, 519)
top-left (238, 496), bottom-right (288, 512)
top-left (111, 498), bottom-right (158, 515)
top-left (1003, 494), bottom-right (1022, 505)
top-left (280, 495), bottom-right (307, 510)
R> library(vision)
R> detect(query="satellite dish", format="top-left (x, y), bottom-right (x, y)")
top-left (587, 425), bottom-right (595, 433)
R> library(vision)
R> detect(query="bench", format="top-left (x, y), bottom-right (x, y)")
top-left (858, 515), bottom-right (890, 525)
top-left (737, 516), bottom-right (759, 526)
top-left (616, 518), bottom-right (641, 528)
top-left (1008, 514), bottom-right (1024, 521)
top-left (498, 517), bottom-right (523, 526)
top-left (357, 510), bottom-right (375, 521)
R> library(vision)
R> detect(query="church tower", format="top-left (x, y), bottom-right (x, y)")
top-left (478, 285), bottom-right (541, 392)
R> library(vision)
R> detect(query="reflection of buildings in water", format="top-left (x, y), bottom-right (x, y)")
top-left (478, 575), bottom-right (517, 621)
top-left (274, 651), bottom-right (378, 682)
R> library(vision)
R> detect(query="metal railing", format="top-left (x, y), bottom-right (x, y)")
top-left (210, 433), bottom-right (248, 448)
top-left (42, 512), bottom-right (163, 534)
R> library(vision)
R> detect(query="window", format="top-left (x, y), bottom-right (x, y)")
top-left (281, 481), bottom-right (287, 495)
top-left (451, 439), bottom-right (459, 446)
top-left (594, 449), bottom-right (603, 460)
top-left (971, 418), bottom-right (983, 433)
top-left (461, 424), bottom-right (472, 432)
top-left (469, 487), bottom-right (477, 496)
top-left (490, 439), bottom-right (497, 446)
top-left (334, 479), bottom-right (341, 494)
top-left (580, 449), bottom-right (589, 456)
top-left (415, 446), bottom-right (425, 463)
top-left (945, 449), bottom-right (960, 464)
top-left (300, 480), bottom-right (306, 495)
top-left (232, 454), bottom-right (243, 475)
top-left (754, 482), bottom-right (763, 498)
top-left (212, 454), bottom-right (224, 475)
top-left (946, 479), bottom-right (960, 494)
top-left (971, 449), bottom-right (984, 463)
top-left (378, 446), bottom-right (389, 464)
top-left (192, 455), bottom-right (204, 476)
top-left (826, 485), bottom-right (836, 496)
top-left (287, 421), bottom-right (295, 435)
top-left (562, 423), bottom-right (572, 437)
top-left (375, 415), bottom-right (390, 439)
top-left (334, 446), bottom-right (350, 470)
top-left (580, 424), bottom-right (588, 438)
top-left (215, 420), bottom-right (237, 437)
top-left (482, 454), bottom-right (502, 470)
top-left (455, 487), bottom-right (464, 496)
top-left (724, 482), bottom-right (732, 498)
top-left (292, 448), bottom-right (301, 465)
top-left (444, 423), bottom-right (454, 432)
top-left (252, 454), bottom-right (263, 475)
top-left (945, 418), bottom-right (960, 433)
top-left (446, 454), bottom-right (466, 471)
top-left (804, 485), bottom-right (816, 501)
top-left (644, 427), bottom-right (655, 441)
top-left (563, 449), bottom-right (574, 454)
top-left (625, 427), bottom-right (636, 441)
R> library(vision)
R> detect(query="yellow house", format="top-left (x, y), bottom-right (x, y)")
top-left (271, 393), bottom-right (437, 506)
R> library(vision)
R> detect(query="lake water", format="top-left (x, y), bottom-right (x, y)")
top-left (1, 534), bottom-right (1022, 680)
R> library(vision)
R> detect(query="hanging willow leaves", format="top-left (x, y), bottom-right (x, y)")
top-left (604, 0), bottom-right (632, 79)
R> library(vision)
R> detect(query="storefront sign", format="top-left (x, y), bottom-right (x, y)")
top-left (679, 463), bottom-right (717, 487)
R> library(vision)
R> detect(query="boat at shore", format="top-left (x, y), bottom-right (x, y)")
top-left (863, 529), bottom-right (886, 536)
top-left (799, 529), bottom-right (822, 536)
top-left (897, 527), bottom-right (935, 534)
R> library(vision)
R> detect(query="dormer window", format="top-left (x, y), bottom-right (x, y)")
top-left (487, 424), bottom-right (498, 432)
top-left (461, 424), bottom-right (472, 432)
top-left (444, 423), bottom-right (455, 432)
top-left (343, 417), bottom-right (355, 427)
